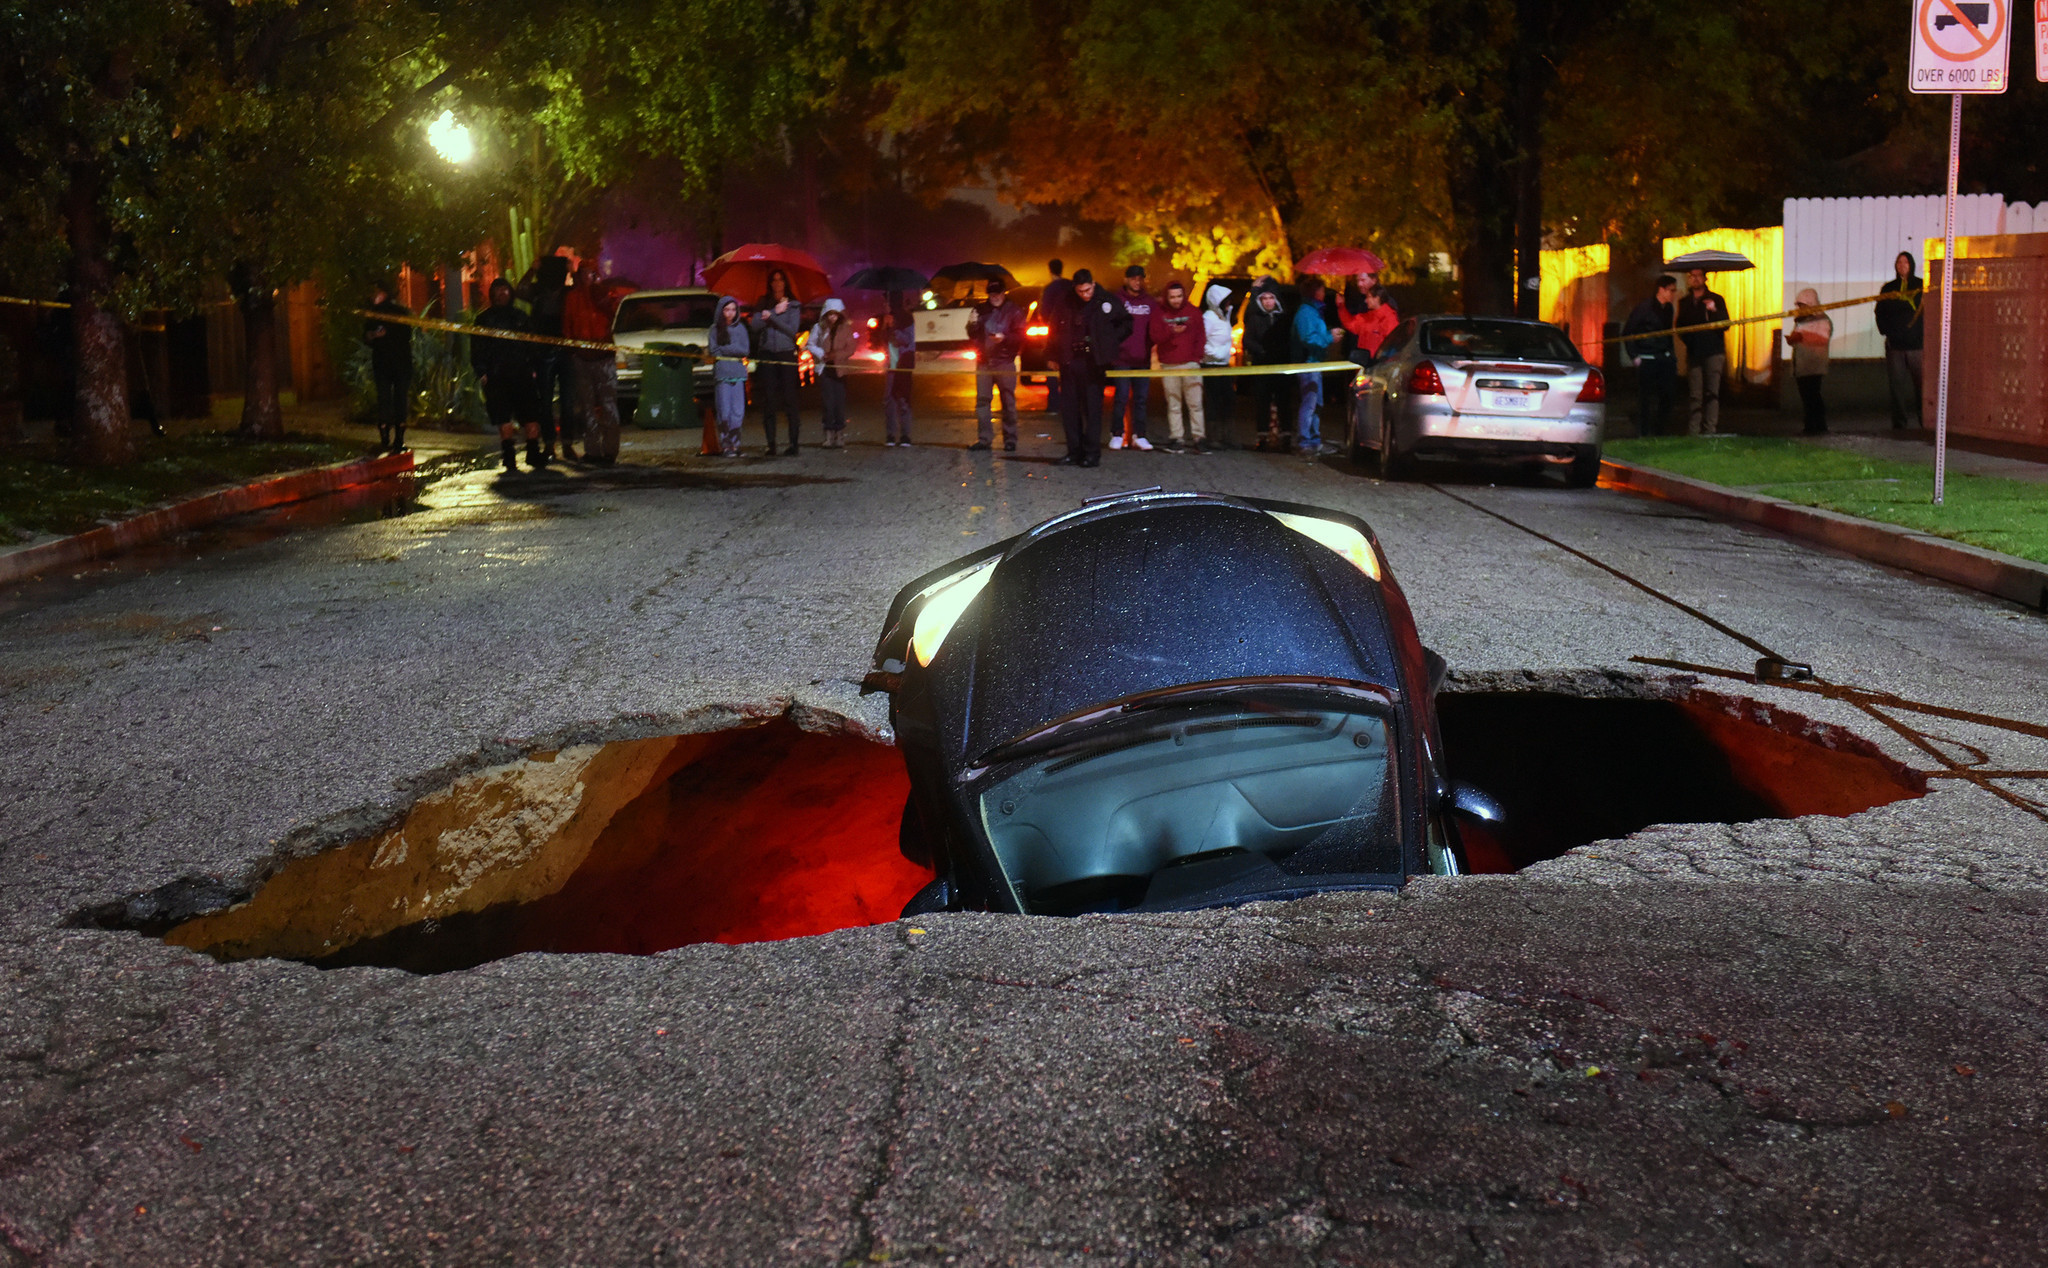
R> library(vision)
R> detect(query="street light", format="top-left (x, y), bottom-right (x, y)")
top-left (427, 109), bottom-right (475, 165)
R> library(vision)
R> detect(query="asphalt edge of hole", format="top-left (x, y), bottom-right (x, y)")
top-left (66, 696), bottom-right (890, 937)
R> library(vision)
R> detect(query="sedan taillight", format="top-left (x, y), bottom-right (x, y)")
top-left (1408, 361), bottom-right (1445, 396)
top-left (1577, 367), bottom-right (1606, 403)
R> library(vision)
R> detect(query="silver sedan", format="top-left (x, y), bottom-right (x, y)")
top-left (1347, 316), bottom-right (1605, 486)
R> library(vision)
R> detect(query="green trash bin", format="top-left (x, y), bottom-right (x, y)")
top-left (636, 342), bottom-right (700, 429)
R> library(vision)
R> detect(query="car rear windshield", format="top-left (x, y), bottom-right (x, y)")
top-left (614, 295), bottom-right (718, 334)
top-left (1420, 319), bottom-right (1581, 363)
top-left (977, 701), bottom-right (1402, 916)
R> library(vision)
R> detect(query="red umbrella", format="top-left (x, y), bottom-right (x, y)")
top-left (701, 243), bottom-right (832, 301)
top-left (1296, 246), bottom-right (1387, 279)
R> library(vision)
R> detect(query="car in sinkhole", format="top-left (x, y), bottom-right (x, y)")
top-left (862, 489), bottom-right (1502, 919)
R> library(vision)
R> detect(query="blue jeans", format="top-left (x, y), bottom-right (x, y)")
top-left (1295, 373), bottom-right (1323, 450)
top-left (1110, 375), bottom-right (1149, 442)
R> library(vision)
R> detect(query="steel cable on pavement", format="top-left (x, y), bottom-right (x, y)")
top-left (1426, 482), bottom-right (2048, 821)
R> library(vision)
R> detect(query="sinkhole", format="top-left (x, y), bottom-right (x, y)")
top-left (117, 691), bottom-right (1927, 973)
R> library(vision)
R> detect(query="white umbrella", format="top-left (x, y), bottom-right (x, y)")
top-left (1664, 249), bottom-right (1755, 272)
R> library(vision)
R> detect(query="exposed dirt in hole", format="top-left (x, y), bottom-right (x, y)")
top-left (1438, 690), bottom-right (1929, 873)
top-left (124, 684), bottom-right (1929, 973)
top-left (162, 719), bottom-right (929, 973)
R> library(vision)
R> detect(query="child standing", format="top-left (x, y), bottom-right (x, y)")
top-left (710, 296), bottom-right (750, 457)
top-left (810, 299), bottom-right (858, 448)
top-left (1788, 288), bottom-right (1833, 436)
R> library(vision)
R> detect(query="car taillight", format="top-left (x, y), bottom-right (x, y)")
top-left (1577, 367), bottom-right (1606, 403)
top-left (1408, 361), bottom-right (1444, 395)
top-left (1026, 325), bottom-right (1049, 337)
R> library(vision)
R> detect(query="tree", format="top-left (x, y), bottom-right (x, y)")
top-left (0, 2), bottom-right (191, 465)
top-left (838, 0), bottom-right (1437, 280)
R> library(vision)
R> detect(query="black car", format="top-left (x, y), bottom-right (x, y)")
top-left (863, 490), bottom-right (1498, 918)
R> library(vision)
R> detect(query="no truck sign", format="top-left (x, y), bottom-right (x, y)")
top-left (1911, 0), bottom-right (2011, 92)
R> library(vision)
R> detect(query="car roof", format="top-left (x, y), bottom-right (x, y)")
top-left (931, 493), bottom-right (1404, 760)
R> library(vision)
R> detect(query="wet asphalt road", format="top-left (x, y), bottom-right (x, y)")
top-left (3, 383), bottom-right (2047, 1265)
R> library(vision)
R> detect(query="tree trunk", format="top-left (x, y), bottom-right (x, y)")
top-left (63, 160), bottom-right (135, 467)
top-left (233, 264), bottom-right (285, 438)
top-left (1243, 128), bottom-right (1303, 279)
top-left (1446, 117), bottom-right (1517, 316)
top-left (1512, 24), bottom-right (1547, 319)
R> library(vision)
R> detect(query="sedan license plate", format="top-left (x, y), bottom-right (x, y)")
top-left (1482, 388), bottom-right (1534, 410)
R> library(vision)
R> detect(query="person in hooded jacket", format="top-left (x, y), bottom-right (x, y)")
top-left (1875, 252), bottom-right (1925, 430)
top-left (472, 277), bottom-right (546, 472)
top-left (708, 296), bottom-right (750, 457)
top-left (1200, 283), bottom-right (1236, 447)
top-left (808, 298), bottom-right (857, 448)
top-left (1242, 277), bottom-right (1294, 450)
top-left (749, 269), bottom-right (804, 454)
top-left (1148, 279), bottom-right (1207, 452)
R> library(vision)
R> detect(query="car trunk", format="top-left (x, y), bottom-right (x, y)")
top-left (1438, 359), bottom-right (1588, 420)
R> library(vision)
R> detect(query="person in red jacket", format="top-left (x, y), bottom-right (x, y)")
top-left (1147, 280), bottom-right (1209, 453)
top-left (560, 262), bottom-right (622, 464)
top-left (1338, 283), bottom-right (1399, 360)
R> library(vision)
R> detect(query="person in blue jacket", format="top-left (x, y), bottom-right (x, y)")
top-left (1290, 278), bottom-right (1335, 459)
top-left (709, 296), bottom-right (750, 458)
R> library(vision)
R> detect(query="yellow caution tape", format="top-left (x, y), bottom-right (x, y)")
top-left (1603, 286), bottom-right (1929, 346)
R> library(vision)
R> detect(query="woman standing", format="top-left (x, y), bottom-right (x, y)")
top-left (750, 268), bottom-right (804, 454)
top-left (1787, 288), bottom-right (1833, 436)
top-left (709, 296), bottom-right (751, 457)
top-left (809, 298), bottom-right (857, 448)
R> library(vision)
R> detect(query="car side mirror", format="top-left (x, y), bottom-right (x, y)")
top-left (1446, 782), bottom-right (1504, 825)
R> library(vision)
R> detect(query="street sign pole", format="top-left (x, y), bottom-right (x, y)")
top-left (1910, 0), bottom-right (2011, 508)
top-left (1935, 91), bottom-right (1959, 506)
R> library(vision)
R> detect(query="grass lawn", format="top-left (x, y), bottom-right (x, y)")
top-left (1605, 436), bottom-right (2048, 567)
top-left (0, 431), bottom-right (367, 542)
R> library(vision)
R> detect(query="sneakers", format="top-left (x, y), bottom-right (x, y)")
top-left (1131, 436), bottom-right (1154, 451)
top-left (885, 438), bottom-right (898, 447)
top-left (783, 443), bottom-right (799, 456)
top-left (1163, 440), bottom-right (1185, 454)
top-left (1108, 435), bottom-right (1124, 450)
top-left (967, 440), bottom-right (992, 451)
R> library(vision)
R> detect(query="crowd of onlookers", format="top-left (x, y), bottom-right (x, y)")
top-left (363, 256), bottom-right (627, 473)
top-left (1616, 251), bottom-right (1921, 440)
top-left (366, 247), bottom-right (1925, 473)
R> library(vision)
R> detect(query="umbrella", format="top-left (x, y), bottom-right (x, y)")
top-left (1664, 249), bottom-right (1755, 273)
top-left (930, 261), bottom-right (1020, 289)
top-left (1295, 247), bottom-right (1388, 278)
top-left (702, 243), bottom-right (832, 301)
top-left (843, 265), bottom-right (930, 292)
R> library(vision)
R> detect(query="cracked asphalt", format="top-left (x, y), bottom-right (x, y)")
top-left (3, 382), bottom-right (2047, 1265)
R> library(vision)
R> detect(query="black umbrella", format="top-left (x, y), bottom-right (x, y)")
top-left (930, 261), bottom-right (1019, 289)
top-left (843, 265), bottom-right (930, 292)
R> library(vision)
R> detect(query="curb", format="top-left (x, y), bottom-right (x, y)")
top-left (0, 450), bottom-right (415, 586)
top-left (1599, 458), bottom-right (2048, 613)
